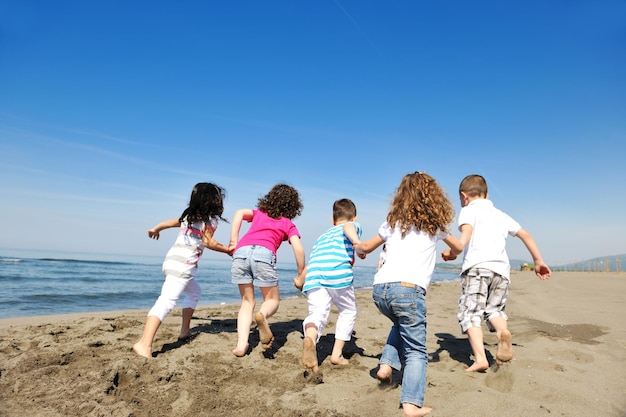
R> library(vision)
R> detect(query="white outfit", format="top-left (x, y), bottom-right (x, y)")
top-left (303, 286), bottom-right (357, 342)
top-left (148, 218), bottom-right (218, 321)
top-left (302, 222), bottom-right (362, 342)
top-left (149, 276), bottom-right (202, 322)
top-left (373, 221), bottom-right (448, 292)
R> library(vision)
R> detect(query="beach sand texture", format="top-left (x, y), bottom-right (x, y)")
top-left (1, 271), bottom-right (624, 417)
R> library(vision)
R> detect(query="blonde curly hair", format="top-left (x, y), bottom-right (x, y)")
top-left (386, 171), bottom-right (455, 237)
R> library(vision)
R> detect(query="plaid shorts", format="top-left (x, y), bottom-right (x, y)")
top-left (457, 267), bottom-right (509, 333)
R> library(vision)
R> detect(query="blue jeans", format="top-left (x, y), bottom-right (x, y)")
top-left (372, 282), bottom-right (428, 408)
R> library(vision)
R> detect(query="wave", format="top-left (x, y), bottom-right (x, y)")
top-left (24, 290), bottom-right (151, 302)
top-left (37, 258), bottom-right (135, 266)
top-left (0, 258), bottom-right (23, 263)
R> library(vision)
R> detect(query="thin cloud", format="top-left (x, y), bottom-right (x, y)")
top-left (333, 0), bottom-right (384, 59)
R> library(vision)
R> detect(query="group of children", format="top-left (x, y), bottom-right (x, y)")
top-left (133, 172), bottom-right (552, 417)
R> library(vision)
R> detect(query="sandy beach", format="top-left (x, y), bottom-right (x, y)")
top-left (1, 271), bottom-right (624, 417)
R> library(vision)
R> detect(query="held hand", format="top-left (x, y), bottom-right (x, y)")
top-left (293, 275), bottom-right (304, 292)
top-left (353, 243), bottom-right (366, 257)
top-left (535, 263), bottom-right (552, 280)
top-left (148, 228), bottom-right (160, 240)
top-left (441, 249), bottom-right (457, 261)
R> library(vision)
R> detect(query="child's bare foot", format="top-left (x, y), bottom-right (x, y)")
top-left (132, 342), bottom-right (153, 359)
top-left (232, 344), bottom-right (249, 357)
top-left (178, 331), bottom-right (192, 341)
top-left (496, 329), bottom-right (513, 365)
top-left (376, 364), bottom-right (393, 384)
top-left (330, 355), bottom-right (349, 366)
top-left (466, 359), bottom-right (489, 372)
top-left (402, 403), bottom-right (432, 417)
top-left (302, 336), bottom-right (319, 373)
top-left (255, 312), bottom-right (274, 349)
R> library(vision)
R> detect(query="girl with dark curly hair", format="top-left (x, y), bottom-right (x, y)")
top-left (229, 183), bottom-right (306, 357)
top-left (133, 182), bottom-right (232, 359)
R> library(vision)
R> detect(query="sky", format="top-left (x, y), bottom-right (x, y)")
top-left (1, 1), bottom-right (624, 266)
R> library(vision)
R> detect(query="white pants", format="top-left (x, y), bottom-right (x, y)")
top-left (303, 286), bottom-right (357, 342)
top-left (148, 275), bottom-right (201, 322)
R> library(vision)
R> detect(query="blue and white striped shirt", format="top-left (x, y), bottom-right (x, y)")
top-left (302, 222), bottom-right (362, 293)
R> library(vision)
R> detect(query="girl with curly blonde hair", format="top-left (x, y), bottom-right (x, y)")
top-left (355, 172), bottom-right (463, 417)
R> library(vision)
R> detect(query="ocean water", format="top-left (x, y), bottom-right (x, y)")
top-left (0, 249), bottom-right (461, 319)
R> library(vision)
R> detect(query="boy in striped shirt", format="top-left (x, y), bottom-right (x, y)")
top-left (294, 198), bottom-right (365, 373)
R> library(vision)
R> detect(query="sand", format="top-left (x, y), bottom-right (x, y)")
top-left (1, 271), bottom-right (625, 417)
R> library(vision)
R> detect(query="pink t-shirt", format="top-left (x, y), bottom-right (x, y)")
top-left (236, 210), bottom-right (300, 255)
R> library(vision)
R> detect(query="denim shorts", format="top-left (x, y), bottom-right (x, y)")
top-left (231, 245), bottom-right (278, 287)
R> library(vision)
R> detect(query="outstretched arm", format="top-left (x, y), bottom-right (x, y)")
top-left (229, 209), bottom-right (253, 249)
top-left (289, 235), bottom-right (306, 277)
top-left (148, 218), bottom-right (181, 240)
top-left (442, 224), bottom-right (472, 261)
top-left (343, 223), bottom-right (366, 260)
top-left (515, 228), bottom-right (551, 280)
top-left (290, 235), bottom-right (307, 291)
top-left (293, 267), bottom-right (307, 291)
top-left (202, 225), bottom-right (232, 255)
top-left (354, 234), bottom-right (385, 256)
top-left (442, 233), bottom-right (464, 257)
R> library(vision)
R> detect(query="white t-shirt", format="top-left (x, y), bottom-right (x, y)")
top-left (458, 199), bottom-right (521, 279)
top-left (373, 221), bottom-right (448, 291)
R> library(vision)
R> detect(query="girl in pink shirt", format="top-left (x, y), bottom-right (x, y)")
top-left (229, 184), bottom-right (306, 357)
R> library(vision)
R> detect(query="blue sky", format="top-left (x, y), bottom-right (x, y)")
top-left (1, 1), bottom-right (624, 266)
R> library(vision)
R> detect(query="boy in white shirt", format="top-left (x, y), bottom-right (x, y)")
top-left (442, 174), bottom-right (551, 372)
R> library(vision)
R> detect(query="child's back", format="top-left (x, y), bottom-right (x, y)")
top-left (458, 197), bottom-right (521, 277)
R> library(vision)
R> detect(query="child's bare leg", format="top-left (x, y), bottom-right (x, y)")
top-left (179, 307), bottom-right (194, 340)
top-left (233, 284), bottom-right (255, 357)
top-left (256, 286), bottom-right (279, 349)
top-left (402, 403), bottom-right (432, 417)
top-left (466, 326), bottom-right (489, 372)
top-left (302, 324), bottom-right (319, 373)
top-left (133, 315), bottom-right (161, 359)
top-left (376, 363), bottom-right (393, 383)
top-left (490, 316), bottom-right (513, 364)
top-left (330, 339), bottom-right (349, 365)
top-left (255, 311), bottom-right (273, 349)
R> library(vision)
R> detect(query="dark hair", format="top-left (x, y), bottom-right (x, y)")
top-left (257, 183), bottom-right (303, 220)
top-left (387, 171), bottom-right (455, 237)
top-left (459, 174), bottom-right (488, 197)
top-left (180, 182), bottom-right (228, 224)
top-left (333, 198), bottom-right (357, 222)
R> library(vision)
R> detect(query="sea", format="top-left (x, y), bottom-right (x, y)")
top-left (0, 248), bottom-right (462, 320)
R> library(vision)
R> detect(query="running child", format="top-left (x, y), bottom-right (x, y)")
top-left (229, 183), bottom-right (306, 357)
top-left (133, 182), bottom-right (232, 359)
top-left (355, 171), bottom-right (463, 417)
top-left (294, 198), bottom-right (365, 373)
